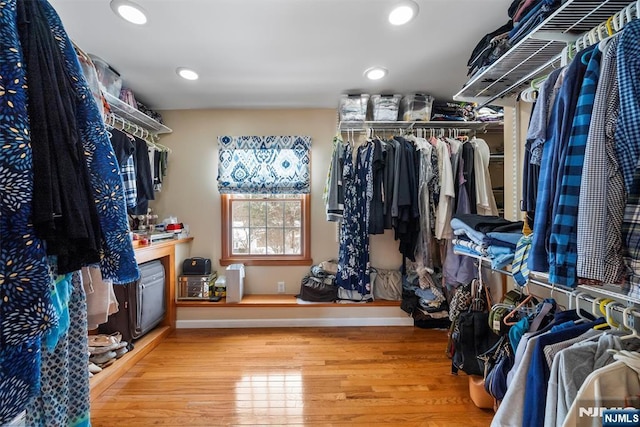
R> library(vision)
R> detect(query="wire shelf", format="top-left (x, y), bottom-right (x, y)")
top-left (338, 120), bottom-right (503, 132)
top-left (454, 0), bottom-right (633, 106)
top-left (104, 93), bottom-right (172, 135)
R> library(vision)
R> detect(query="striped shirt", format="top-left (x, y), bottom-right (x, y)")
top-left (529, 47), bottom-right (591, 274)
top-left (548, 47), bottom-right (602, 288)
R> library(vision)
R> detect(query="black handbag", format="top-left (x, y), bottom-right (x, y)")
top-left (479, 335), bottom-right (514, 400)
top-left (296, 275), bottom-right (337, 302)
top-left (182, 257), bottom-right (212, 276)
top-left (451, 279), bottom-right (499, 376)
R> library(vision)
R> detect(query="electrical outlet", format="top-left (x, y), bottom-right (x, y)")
top-left (277, 281), bottom-right (286, 293)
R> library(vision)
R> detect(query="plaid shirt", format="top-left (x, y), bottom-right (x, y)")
top-left (620, 22), bottom-right (640, 300)
top-left (623, 166), bottom-right (640, 299)
top-left (577, 37), bottom-right (625, 284)
top-left (529, 49), bottom-right (590, 274)
top-left (121, 155), bottom-right (138, 209)
top-left (548, 47), bottom-right (602, 288)
top-left (615, 20), bottom-right (640, 193)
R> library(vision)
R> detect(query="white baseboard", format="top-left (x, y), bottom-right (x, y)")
top-left (176, 317), bottom-right (414, 329)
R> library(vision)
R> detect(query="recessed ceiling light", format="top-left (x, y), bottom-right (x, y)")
top-left (176, 67), bottom-right (199, 81)
top-left (110, 0), bottom-right (147, 25)
top-left (388, 0), bottom-right (419, 26)
top-left (364, 67), bottom-right (388, 80)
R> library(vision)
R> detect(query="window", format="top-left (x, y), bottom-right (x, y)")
top-left (221, 194), bottom-right (310, 265)
top-left (217, 135), bottom-right (312, 266)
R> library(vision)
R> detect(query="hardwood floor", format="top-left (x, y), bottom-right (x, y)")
top-left (90, 327), bottom-right (494, 426)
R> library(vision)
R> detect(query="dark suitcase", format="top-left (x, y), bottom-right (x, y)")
top-left (182, 257), bottom-right (212, 275)
top-left (99, 260), bottom-right (166, 344)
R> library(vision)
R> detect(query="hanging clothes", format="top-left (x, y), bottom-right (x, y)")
top-left (393, 137), bottom-right (420, 261)
top-left (324, 136), bottom-right (345, 222)
top-left (336, 142), bottom-right (373, 296)
top-left (472, 137), bottom-right (499, 216)
top-left (368, 138), bottom-right (385, 235)
top-left (0, 1), bottom-right (58, 423)
top-left (547, 47), bottom-right (602, 288)
top-left (129, 135), bottom-right (156, 215)
top-left (1, 0), bottom-right (139, 423)
top-left (528, 44), bottom-right (594, 276)
top-left (108, 128), bottom-right (138, 210)
top-left (18, 0), bottom-right (102, 274)
top-left (415, 138), bottom-right (436, 271)
top-left (25, 272), bottom-right (91, 427)
top-left (577, 36), bottom-right (625, 285)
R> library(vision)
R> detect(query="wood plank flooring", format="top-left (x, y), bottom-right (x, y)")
top-left (90, 327), bottom-right (494, 426)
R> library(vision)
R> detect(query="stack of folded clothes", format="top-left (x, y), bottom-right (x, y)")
top-left (466, 0), bottom-right (564, 78)
top-left (431, 101), bottom-right (477, 121)
top-left (508, 0), bottom-right (562, 46)
top-left (476, 105), bottom-right (504, 122)
top-left (450, 214), bottom-right (524, 270)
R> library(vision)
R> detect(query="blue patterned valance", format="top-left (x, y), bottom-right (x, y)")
top-left (217, 135), bottom-right (311, 194)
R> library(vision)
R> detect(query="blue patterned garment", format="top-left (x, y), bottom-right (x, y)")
top-left (42, 0), bottom-right (138, 285)
top-left (218, 135), bottom-right (311, 194)
top-left (0, 1), bottom-right (56, 423)
top-left (336, 142), bottom-right (373, 296)
top-left (1, 0), bottom-right (138, 422)
top-left (548, 48), bottom-right (602, 288)
top-left (615, 19), bottom-right (640, 193)
top-left (26, 272), bottom-right (90, 427)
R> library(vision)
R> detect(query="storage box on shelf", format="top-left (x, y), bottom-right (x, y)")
top-left (339, 94), bottom-right (369, 122)
top-left (370, 94), bottom-right (402, 121)
top-left (89, 54), bottom-right (122, 99)
top-left (400, 94), bottom-right (434, 121)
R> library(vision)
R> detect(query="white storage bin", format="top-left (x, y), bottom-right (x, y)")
top-left (225, 264), bottom-right (245, 303)
top-left (370, 94), bottom-right (402, 121)
top-left (88, 54), bottom-right (122, 99)
top-left (339, 94), bottom-right (369, 122)
top-left (401, 94), bottom-right (434, 121)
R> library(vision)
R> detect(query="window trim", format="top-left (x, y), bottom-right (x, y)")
top-left (220, 194), bottom-right (312, 266)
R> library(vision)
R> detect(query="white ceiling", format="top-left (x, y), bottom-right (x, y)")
top-left (49, 0), bottom-right (512, 110)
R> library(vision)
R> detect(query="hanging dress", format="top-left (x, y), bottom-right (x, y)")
top-left (0, 1), bottom-right (56, 423)
top-left (336, 141), bottom-right (374, 296)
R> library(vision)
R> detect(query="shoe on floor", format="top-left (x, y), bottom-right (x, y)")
top-left (115, 346), bottom-right (128, 359)
top-left (90, 351), bottom-right (117, 365)
top-left (88, 362), bottom-right (102, 374)
top-left (88, 342), bottom-right (120, 355)
top-left (88, 332), bottom-right (122, 347)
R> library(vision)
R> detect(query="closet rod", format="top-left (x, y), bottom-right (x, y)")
top-left (528, 275), bottom-right (638, 327)
top-left (104, 112), bottom-right (154, 143)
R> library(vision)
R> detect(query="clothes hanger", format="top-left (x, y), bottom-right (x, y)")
top-left (620, 306), bottom-right (640, 341)
top-left (502, 293), bottom-right (536, 326)
top-left (573, 291), bottom-right (592, 322)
